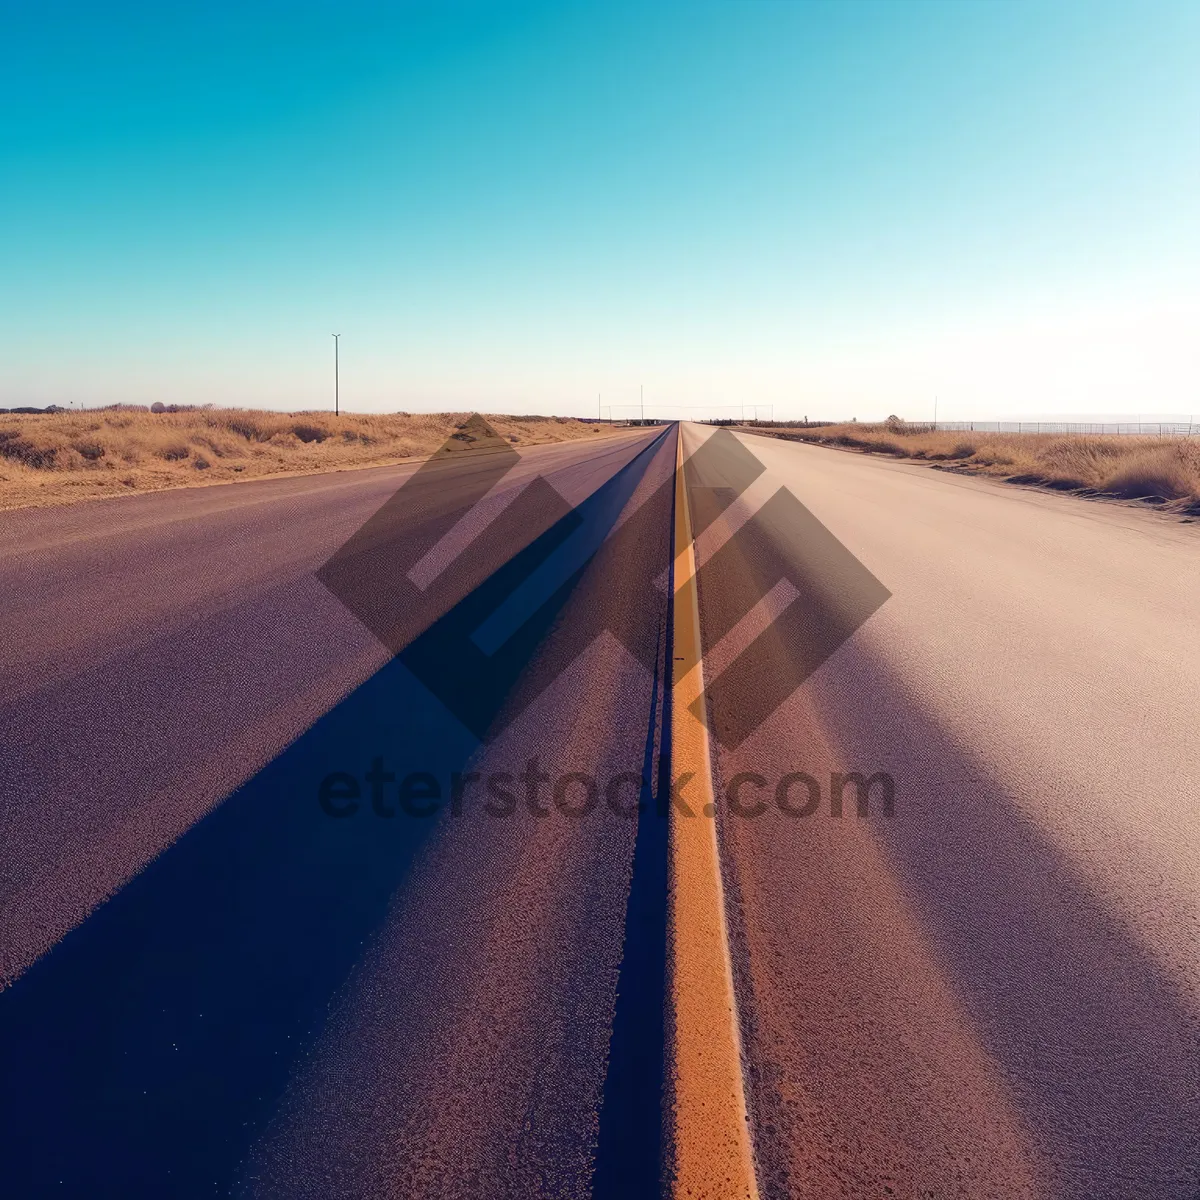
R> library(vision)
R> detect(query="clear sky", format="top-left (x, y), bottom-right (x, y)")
top-left (3, 0), bottom-right (1198, 421)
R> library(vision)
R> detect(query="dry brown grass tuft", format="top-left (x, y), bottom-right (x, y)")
top-left (744, 422), bottom-right (1200, 513)
top-left (0, 408), bottom-right (620, 510)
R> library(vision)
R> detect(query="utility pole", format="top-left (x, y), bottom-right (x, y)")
top-left (332, 334), bottom-right (340, 416)
top-left (933, 395), bottom-right (938, 428)
top-left (640, 383), bottom-right (644, 425)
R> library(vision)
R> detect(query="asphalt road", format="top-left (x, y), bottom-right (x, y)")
top-left (0, 424), bottom-right (676, 1197)
top-left (0, 427), bottom-right (654, 985)
top-left (2, 420), bottom-right (1197, 1198)
top-left (682, 423), bottom-right (1200, 1199)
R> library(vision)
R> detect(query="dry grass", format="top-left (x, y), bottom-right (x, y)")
top-left (0, 407), bottom-right (622, 511)
top-left (743, 421), bottom-right (1200, 514)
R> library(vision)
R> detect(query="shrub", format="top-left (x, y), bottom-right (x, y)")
top-left (1103, 448), bottom-right (1196, 501)
top-left (291, 422), bottom-right (328, 443)
top-left (224, 416), bottom-right (273, 441)
top-left (0, 432), bottom-right (58, 469)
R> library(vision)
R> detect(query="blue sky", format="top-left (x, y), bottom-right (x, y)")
top-left (3, 0), bottom-right (1198, 420)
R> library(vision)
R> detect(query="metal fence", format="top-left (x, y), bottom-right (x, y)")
top-left (919, 421), bottom-right (1197, 436)
top-left (593, 410), bottom-right (1198, 436)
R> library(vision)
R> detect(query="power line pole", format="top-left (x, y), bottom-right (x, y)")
top-left (640, 383), bottom-right (644, 425)
top-left (332, 334), bottom-right (341, 416)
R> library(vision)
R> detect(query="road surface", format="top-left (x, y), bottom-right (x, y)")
top-left (1, 422), bottom-right (1196, 1197)
top-left (681, 424), bottom-right (1200, 1199)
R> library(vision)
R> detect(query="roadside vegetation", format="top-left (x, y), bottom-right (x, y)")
top-left (744, 420), bottom-right (1200, 515)
top-left (0, 406), bottom-right (615, 510)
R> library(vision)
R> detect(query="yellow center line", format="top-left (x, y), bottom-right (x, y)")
top-left (668, 425), bottom-right (760, 1200)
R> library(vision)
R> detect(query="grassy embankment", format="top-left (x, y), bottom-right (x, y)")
top-left (743, 422), bottom-right (1200, 516)
top-left (0, 408), bottom-right (617, 510)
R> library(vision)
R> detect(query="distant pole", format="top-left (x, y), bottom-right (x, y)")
top-left (332, 334), bottom-right (340, 416)
top-left (640, 383), bottom-right (644, 424)
top-left (933, 395), bottom-right (937, 427)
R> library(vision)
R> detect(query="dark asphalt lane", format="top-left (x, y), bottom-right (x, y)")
top-left (0, 429), bottom-right (653, 985)
top-left (0, 425), bottom-right (677, 1197)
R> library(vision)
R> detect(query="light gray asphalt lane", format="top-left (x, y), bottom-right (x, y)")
top-left (684, 423), bottom-right (1200, 1198)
